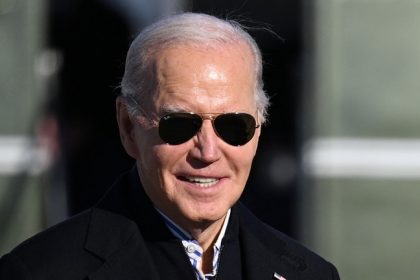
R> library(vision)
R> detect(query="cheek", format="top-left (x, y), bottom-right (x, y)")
top-left (134, 129), bottom-right (164, 167)
top-left (226, 146), bottom-right (257, 184)
top-left (240, 139), bottom-right (259, 164)
top-left (141, 144), bottom-right (187, 178)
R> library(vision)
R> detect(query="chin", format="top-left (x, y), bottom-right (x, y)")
top-left (187, 205), bottom-right (228, 223)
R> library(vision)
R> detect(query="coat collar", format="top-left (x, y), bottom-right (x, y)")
top-left (84, 167), bottom-right (308, 280)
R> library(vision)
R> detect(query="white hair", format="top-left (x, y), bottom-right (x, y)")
top-left (120, 12), bottom-right (270, 123)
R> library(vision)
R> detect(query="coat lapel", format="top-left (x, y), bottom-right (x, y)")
top-left (235, 204), bottom-right (306, 280)
top-left (84, 208), bottom-right (160, 280)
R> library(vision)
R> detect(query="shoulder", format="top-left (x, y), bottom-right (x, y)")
top-left (235, 203), bottom-right (340, 279)
top-left (0, 208), bottom-right (139, 280)
top-left (263, 222), bottom-right (339, 277)
top-left (6, 209), bottom-right (92, 258)
top-left (0, 210), bottom-right (93, 279)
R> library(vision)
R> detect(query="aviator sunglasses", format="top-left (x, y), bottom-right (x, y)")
top-left (158, 112), bottom-right (260, 146)
top-left (126, 96), bottom-right (260, 146)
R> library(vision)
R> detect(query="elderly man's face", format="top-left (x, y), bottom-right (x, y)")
top-left (120, 43), bottom-right (260, 229)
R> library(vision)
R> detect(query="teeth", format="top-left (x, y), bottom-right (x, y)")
top-left (184, 177), bottom-right (219, 188)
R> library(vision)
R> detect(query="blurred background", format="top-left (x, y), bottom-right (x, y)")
top-left (1, 0), bottom-right (420, 279)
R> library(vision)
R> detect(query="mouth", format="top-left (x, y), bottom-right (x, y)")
top-left (179, 176), bottom-right (220, 188)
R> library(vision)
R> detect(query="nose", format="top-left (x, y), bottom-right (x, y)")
top-left (190, 119), bottom-right (221, 163)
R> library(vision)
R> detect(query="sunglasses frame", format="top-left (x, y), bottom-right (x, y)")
top-left (158, 112), bottom-right (260, 146)
top-left (124, 96), bottom-right (260, 146)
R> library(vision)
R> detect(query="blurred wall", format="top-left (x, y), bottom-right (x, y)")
top-left (302, 1), bottom-right (420, 279)
top-left (0, 0), bottom-right (48, 255)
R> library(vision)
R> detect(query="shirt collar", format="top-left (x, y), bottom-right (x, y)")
top-left (156, 208), bottom-right (231, 278)
top-left (156, 208), bottom-right (231, 250)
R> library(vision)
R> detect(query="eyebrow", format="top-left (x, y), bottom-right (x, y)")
top-left (158, 104), bottom-right (191, 114)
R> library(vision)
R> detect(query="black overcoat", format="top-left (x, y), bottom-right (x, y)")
top-left (0, 167), bottom-right (340, 280)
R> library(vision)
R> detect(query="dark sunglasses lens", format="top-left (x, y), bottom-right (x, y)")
top-left (214, 113), bottom-right (256, 146)
top-left (159, 113), bottom-right (202, 145)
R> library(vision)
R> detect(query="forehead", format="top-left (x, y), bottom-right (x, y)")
top-left (149, 42), bottom-right (256, 113)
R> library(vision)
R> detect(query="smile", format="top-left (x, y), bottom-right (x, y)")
top-left (182, 176), bottom-right (219, 188)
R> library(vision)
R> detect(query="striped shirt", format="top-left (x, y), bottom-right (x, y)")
top-left (156, 209), bottom-right (231, 280)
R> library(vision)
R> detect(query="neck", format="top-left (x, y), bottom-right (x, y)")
top-left (189, 216), bottom-right (225, 250)
top-left (188, 216), bottom-right (226, 274)
top-left (155, 207), bottom-right (230, 274)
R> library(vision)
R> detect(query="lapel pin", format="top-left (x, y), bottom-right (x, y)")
top-left (273, 272), bottom-right (287, 280)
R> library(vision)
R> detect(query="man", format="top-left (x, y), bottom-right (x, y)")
top-left (0, 13), bottom-right (340, 279)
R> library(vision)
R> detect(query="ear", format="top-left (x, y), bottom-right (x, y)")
top-left (116, 96), bottom-right (139, 159)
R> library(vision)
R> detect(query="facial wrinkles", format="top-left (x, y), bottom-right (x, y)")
top-left (132, 44), bottom-right (261, 232)
top-left (154, 83), bottom-right (234, 114)
top-left (140, 143), bottom-right (179, 204)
